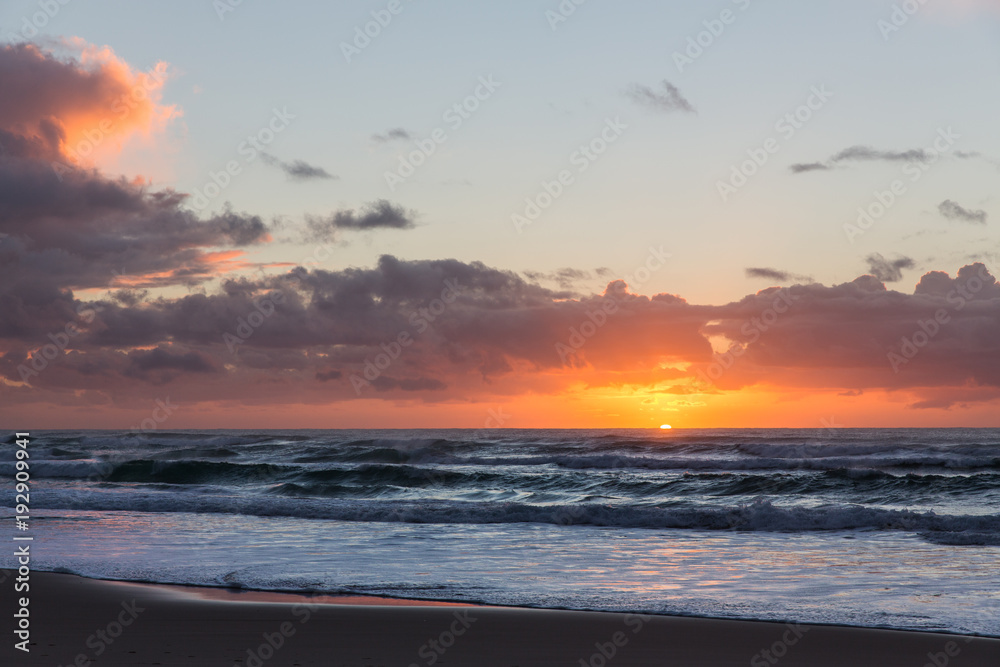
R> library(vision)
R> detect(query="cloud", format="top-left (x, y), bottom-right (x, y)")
top-left (0, 43), bottom-right (270, 346)
top-left (5, 43), bottom-right (1000, 420)
top-left (0, 41), bottom-right (180, 166)
top-left (865, 254), bottom-right (915, 283)
top-left (832, 146), bottom-right (932, 164)
top-left (939, 200), bottom-right (987, 224)
top-left (522, 268), bottom-right (606, 290)
top-left (304, 200), bottom-right (416, 240)
top-left (789, 162), bottom-right (832, 174)
top-left (260, 153), bottom-right (336, 182)
top-left (372, 376), bottom-right (448, 392)
top-left (124, 347), bottom-right (216, 382)
top-left (4, 245), bottom-right (1000, 414)
top-left (790, 144), bottom-right (981, 174)
top-left (371, 128), bottom-right (412, 144)
top-left (625, 80), bottom-right (696, 114)
top-left (745, 268), bottom-right (812, 283)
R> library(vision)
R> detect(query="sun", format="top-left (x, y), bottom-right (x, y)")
top-left (659, 424), bottom-right (672, 430)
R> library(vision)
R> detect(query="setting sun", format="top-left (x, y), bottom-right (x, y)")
top-left (659, 424), bottom-right (672, 430)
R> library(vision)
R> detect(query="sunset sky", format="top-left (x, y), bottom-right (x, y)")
top-left (1, 0), bottom-right (998, 428)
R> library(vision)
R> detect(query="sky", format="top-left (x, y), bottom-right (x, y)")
top-left (0, 0), bottom-right (998, 429)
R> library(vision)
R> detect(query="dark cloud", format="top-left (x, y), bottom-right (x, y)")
top-left (372, 376), bottom-right (447, 392)
top-left (832, 146), bottom-right (932, 164)
top-left (789, 162), bottom-right (832, 174)
top-left (260, 153), bottom-right (336, 182)
top-left (790, 145), bottom-right (982, 174)
top-left (0, 43), bottom-right (273, 350)
top-left (523, 268), bottom-right (603, 289)
top-left (126, 348), bottom-right (216, 375)
top-left (3, 250), bottom-right (1000, 408)
top-left (939, 200), bottom-right (987, 224)
top-left (745, 268), bottom-right (811, 283)
top-left (625, 80), bottom-right (695, 114)
top-left (371, 128), bottom-right (412, 144)
top-left (865, 254), bottom-right (915, 283)
top-left (304, 200), bottom-right (416, 240)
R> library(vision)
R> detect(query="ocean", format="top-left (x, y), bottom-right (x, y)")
top-left (3, 428), bottom-right (998, 636)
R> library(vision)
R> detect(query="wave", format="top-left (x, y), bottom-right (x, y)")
top-left (7, 458), bottom-right (1000, 505)
top-left (12, 431), bottom-right (1000, 473)
top-left (445, 452), bottom-right (1000, 472)
top-left (22, 491), bottom-right (1000, 539)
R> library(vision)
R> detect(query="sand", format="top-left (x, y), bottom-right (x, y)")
top-left (2, 570), bottom-right (998, 666)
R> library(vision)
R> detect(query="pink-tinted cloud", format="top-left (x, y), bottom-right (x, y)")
top-left (0, 41), bottom-right (179, 165)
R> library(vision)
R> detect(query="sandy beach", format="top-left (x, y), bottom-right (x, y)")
top-left (2, 570), bottom-right (998, 666)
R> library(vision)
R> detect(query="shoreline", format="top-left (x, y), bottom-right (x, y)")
top-left (20, 568), bottom-right (1000, 639)
top-left (3, 570), bottom-right (999, 666)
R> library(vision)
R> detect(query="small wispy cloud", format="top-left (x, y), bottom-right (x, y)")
top-left (939, 200), bottom-right (988, 224)
top-left (523, 268), bottom-right (605, 290)
top-left (371, 128), bottom-right (412, 144)
top-left (790, 144), bottom-right (981, 174)
top-left (865, 253), bottom-right (914, 283)
top-left (831, 146), bottom-right (933, 164)
top-left (789, 162), bottom-right (832, 174)
top-left (304, 200), bottom-right (416, 241)
top-left (745, 267), bottom-right (812, 283)
top-left (625, 80), bottom-right (696, 114)
top-left (261, 153), bottom-right (336, 182)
